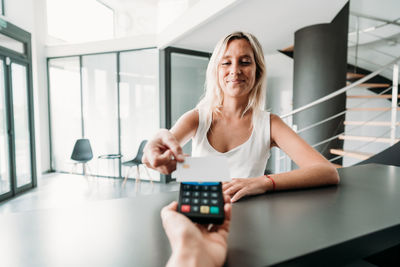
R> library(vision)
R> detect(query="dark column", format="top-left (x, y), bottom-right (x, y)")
top-left (293, 2), bottom-right (349, 166)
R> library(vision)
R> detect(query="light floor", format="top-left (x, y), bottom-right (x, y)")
top-left (0, 172), bottom-right (179, 214)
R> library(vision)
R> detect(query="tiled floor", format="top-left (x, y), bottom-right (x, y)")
top-left (0, 172), bottom-right (179, 214)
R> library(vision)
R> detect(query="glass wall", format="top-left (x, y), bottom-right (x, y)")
top-left (49, 57), bottom-right (82, 173)
top-left (48, 47), bottom-right (210, 183)
top-left (0, 59), bottom-right (10, 195)
top-left (49, 48), bottom-right (160, 180)
top-left (82, 53), bottom-right (119, 177)
top-left (119, 49), bottom-right (159, 181)
top-left (171, 52), bottom-right (209, 155)
top-left (11, 63), bottom-right (32, 187)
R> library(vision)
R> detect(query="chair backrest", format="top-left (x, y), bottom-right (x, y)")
top-left (71, 139), bottom-right (93, 162)
top-left (134, 140), bottom-right (148, 163)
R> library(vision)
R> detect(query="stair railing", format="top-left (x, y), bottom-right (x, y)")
top-left (276, 56), bottom-right (400, 173)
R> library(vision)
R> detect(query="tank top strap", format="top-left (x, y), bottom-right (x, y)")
top-left (193, 108), bottom-right (211, 143)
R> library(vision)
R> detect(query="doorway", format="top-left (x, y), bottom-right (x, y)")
top-left (0, 20), bottom-right (36, 202)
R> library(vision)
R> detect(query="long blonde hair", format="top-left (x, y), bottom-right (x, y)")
top-left (196, 31), bottom-right (267, 121)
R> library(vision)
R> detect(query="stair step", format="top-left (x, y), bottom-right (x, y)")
top-left (347, 94), bottom-right (399, 99)
top-left (344, 121), bottom-right (400, 126)
top-left (347, 107), bottom-right (400, 111)
top-left (338, 135), bottom-right (400, 143)
top-left (346, 82), bottom-right (390, 88)
top-left (330, 149), bottom-right (373, 160)
top-left (281, 45), bottom-right (294, 52)
top-left (346, 72), bottom-right (365, 79)
top-left (331, 163), bottom-right (342, 168)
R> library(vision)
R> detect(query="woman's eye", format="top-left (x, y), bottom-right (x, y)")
top-left (221, 62), bottom-right (230, 65)
top-left (241, 61), bottom-right (251, 65)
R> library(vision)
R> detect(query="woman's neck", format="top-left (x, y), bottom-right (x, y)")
top-left (220, 97), bottom-right (251, 119)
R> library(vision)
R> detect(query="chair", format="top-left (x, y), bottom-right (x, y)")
top-left (71, 139), bottom-right (93, 176)
top-left (122, 140), bottom-right (152, 189)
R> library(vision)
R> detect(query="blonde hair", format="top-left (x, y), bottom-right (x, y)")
top-left (196, 31), bottom-right (267, 121)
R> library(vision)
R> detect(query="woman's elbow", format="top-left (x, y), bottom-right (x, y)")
top-left (327, 164), bottom-right (340, 185)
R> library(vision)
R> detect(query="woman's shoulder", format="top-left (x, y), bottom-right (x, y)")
top-left (181, 109), bottom-right (199, 124)
top-left (269, 113), bottom-right (285, 126)
top-left (269, 112), bottom-right (280, 121)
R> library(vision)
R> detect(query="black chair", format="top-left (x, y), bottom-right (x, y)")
top-left (71, 139), bottom-right (93, 176)
top-left (122, 140), bottom-right (152, 188)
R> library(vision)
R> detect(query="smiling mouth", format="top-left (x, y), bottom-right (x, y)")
top-left (229, 80), bottom-right (244, 83)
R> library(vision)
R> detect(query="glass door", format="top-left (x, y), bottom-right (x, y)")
top-left (0, 58), bottom-right (11, 197)
top-left (9, 61), bottom-right (33, 188)
top-left (0, 20), bottom-right (36, 202)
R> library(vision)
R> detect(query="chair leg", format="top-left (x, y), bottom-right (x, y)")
top-left (122, 166), bottom-right (133, 187)
top-left (135, 165), bottom-right (141, 193)
top-left (83, 163), bottom-right (88, 178)
top-left (86, 163), bottom-right (92, 176)
top-left (143, 165), bottom-right (153, 186)
top-left (70, 163), bottom-right (75, 174)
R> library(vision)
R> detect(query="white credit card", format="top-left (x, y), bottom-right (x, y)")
top-left (174, 156), bottom-right (231, 182)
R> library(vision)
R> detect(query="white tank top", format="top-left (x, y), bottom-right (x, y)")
top-left (192, 109), bottom-right (271, 178)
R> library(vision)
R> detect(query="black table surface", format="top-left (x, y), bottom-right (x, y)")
top-left (1, 164), bottom-right (400, 267)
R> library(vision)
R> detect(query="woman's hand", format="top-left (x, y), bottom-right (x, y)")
top-left (161, 195), bottom-right (232, 267)
top-left (223, 176), bottom-right (271, 202)
top-left (142, 129), bottom-right (185, 174)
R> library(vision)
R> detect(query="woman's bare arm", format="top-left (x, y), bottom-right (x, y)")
top-left (142, 109), bottom-right (199, 174)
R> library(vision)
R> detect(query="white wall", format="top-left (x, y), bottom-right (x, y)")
top-left (264, 52), bottom-right (294, 173)
top-left (3, 0), bottom-right (50, 174)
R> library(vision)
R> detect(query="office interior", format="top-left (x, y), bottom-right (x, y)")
top-left (0, 0), bottom-right (400, 264)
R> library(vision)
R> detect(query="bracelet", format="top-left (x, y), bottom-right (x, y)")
top-left (265, 174), bottom-right (276, 191)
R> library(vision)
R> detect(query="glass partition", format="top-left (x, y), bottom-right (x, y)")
top-left (119, 49), bottom-right (159, 181)
top-left (170, 52), bottom-right (209, 155)
top-left (82, 53), bottom-right (119, 177)
top-left (0, 59), bottom-right (10, 195)
top-left (49, 57), bottom-right (82, 173)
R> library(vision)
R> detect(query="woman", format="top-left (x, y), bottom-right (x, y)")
top-left (143, 31), bottom-right (339, 202)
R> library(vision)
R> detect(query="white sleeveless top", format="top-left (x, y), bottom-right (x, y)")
top-left (192, 109), bottom-right (271, 178)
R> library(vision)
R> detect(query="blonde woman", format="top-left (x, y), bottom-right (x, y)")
top-left (143, 31), bottom-right (339, 203)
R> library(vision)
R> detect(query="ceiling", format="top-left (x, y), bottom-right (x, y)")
top-left (168, 0), bottom-right (400, 79)
top-left (99, 0), bottom-right (400, 78)
top-left (171, 0), bottom-right (348, 54)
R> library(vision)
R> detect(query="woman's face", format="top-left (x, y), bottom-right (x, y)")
top-left (218, 39), bottom-right (257, 100)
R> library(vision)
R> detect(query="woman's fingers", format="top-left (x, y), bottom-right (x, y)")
top-left (231, 188), bottom-right (247, 202)
top-left (160, 133), bottom-right (184, 162)
top-left (224, 182), bottom-right (243, 196)
top-left (142, 131), bottom-right (183, 174)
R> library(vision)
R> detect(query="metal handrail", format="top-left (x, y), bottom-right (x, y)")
top-left (297, 86), bottom-right (393, 134)
top-left (280, 55), bottom-right (400, 119)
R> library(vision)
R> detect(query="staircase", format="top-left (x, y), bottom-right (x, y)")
top-left (328, 71), bottom-right (399, 166)
top-left (276, 10), bottom-right (400, 171)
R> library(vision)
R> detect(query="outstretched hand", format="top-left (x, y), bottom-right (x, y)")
top-left (142, 129), bottom-right (185, 174)
top-left (161, 195), bottom-right (232, 267)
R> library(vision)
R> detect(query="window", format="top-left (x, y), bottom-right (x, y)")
top-left (49, 57), bottom-right (82, 173)
top-left (46, 0), bottom-right (114, 44)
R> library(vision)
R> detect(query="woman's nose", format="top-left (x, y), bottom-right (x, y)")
top-left (230, 62), bottom-right (241, 75)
